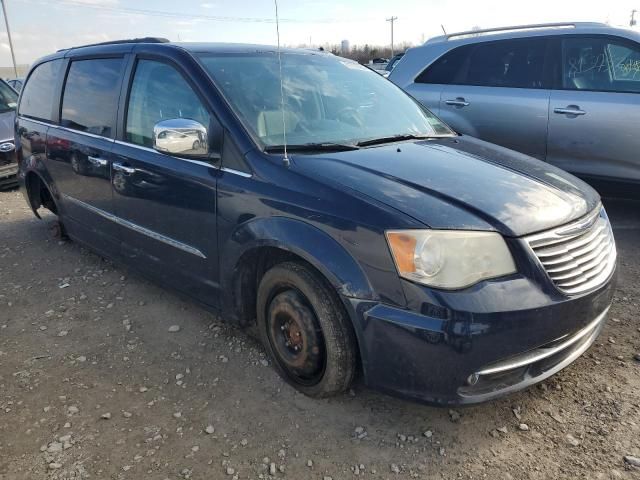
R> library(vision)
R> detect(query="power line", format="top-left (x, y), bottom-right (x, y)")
top-left (13, 0), bottom-right (359, 24)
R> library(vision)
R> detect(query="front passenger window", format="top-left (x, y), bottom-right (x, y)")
top-left (126, 60), bottom-right (210, 147)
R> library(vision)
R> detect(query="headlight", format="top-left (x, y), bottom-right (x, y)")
top-left (385, 230), bottom-right (516, 289)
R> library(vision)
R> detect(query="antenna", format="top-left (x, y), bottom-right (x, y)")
top-left (441, 24), bottom-right (447, 35)
top-left (274, 0), bottom-right (290, 166)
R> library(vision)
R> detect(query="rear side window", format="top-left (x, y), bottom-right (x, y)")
top-left (417, 39), bottom-right (548, 89)
top-left (18, 59), bottom-right (63, 121)
top-left (61, 58), bottom-right (124, 137)
top-left (125, 59), bottom-right (209, 147)
top-left (561, 37), bottom-right (640, 93)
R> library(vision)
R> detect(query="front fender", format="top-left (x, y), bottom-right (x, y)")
top-left (220, 216), bottom-right (376, 301)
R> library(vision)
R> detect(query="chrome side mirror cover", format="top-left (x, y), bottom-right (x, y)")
top-left (153, 118), bottom-right (209, 158)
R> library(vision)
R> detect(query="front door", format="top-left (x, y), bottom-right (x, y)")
top-left (112, 58), bottom-right (220, 304)
top-left (435, 37), bottom-right (552, 160)
top-left (547, 35), bottom-right (640, 184)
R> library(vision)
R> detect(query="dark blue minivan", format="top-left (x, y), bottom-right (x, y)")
top-left (16, 39), bottom-right (617, 405)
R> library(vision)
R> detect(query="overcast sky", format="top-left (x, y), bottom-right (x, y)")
top-left (0, 0), bottom-right (638, 67)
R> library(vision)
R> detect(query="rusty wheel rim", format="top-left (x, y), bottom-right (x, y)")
top-left (266, 289), bottom-right (326, 386)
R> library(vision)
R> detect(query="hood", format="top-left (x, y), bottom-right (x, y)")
top-left (293, 135), bottom-right (599, 237)
top-left (0, 109), bottom-right (15, 143)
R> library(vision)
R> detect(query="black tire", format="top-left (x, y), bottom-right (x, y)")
top-left (257, 261), bottom-right (357, 397)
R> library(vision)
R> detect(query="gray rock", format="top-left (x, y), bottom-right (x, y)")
top-left (205, 425), bottom-right (215, 434)
top-left (100, 412), bottom-right (111, 420)
top-left (390, 463), bottom-right (400, 473)
top-left (566, 434), bottom-right (580, 447)
top-left (168, 325), bottom-right (181, 333)
top-left (47, 442), bottom-right (63, 453)
top-left (448, 409), bottom-right (461, 422)
top-left (518, 423), bottom-right (529, 431)
top-left (624, 455), bottom-right (640, 467)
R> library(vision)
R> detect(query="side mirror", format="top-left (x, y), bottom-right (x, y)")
top-left (153, 118), bottom-right (209, 158)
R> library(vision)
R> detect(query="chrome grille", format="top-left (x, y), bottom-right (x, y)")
top-left (525, 207), bottom-right (616, 295)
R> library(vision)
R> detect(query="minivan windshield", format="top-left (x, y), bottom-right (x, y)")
top-left (197, 52), bottom-right (453, 150)
top-left (0, 80), bottom-right (18, 113)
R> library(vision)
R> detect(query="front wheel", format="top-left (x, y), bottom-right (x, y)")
top-left (257, 262), bottom-right (357, 397)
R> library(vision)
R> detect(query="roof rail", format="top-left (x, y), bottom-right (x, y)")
top-left (57, 37), bottom-right (170, 52)
top-left (427, 22), bottom-right (607, 43)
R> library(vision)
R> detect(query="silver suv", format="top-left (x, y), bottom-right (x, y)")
top-left (389, 22), bottom-right (640, 195)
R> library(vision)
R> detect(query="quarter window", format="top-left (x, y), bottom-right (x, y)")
top-left (561, 37), bottom-right (640, 93)
top-left (125, 60), bottom-right (210, 147)
top-left (18, 59), bottom-right (63, 122)
top-left (61, 58), bottom-right (124, 137)
top-left (417, 39), bottom-right (548, 89)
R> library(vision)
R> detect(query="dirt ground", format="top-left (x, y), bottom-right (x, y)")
top-left (0, 188), bottom-right (639, 480)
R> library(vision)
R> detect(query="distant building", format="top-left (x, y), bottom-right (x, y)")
top-left (341, 40), bottom-right (350, 55)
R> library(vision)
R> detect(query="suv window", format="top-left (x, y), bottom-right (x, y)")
top-left (417, 39), bottom-right (548, 89)
top-left (18, 59), bottom-right (63, 121)
top-left (126, 60), bottom-right (210, 148)
top-left (561, 37), bottom-right (640, 93)
top-left (415, 45), bottom-right (472, 84)
top-left (61, 58), bottom-right (124, 137)
top-left (0, 80), bottom-right (18, 113)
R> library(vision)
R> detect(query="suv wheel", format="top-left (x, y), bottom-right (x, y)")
top-left (257, 261), bottom-right (357, 397)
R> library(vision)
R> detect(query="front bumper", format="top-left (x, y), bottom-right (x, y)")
top-left (0, 162), bottom-right (18, 189)
top-left (347, 270), bottom-right (615, 406)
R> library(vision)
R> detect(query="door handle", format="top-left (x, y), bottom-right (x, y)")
top-left (445, 98), bottom-right (470, 107)
top-left (87, 156), bottom-right (107, 167)
top-left (554, 106), bottom-right (586, 116)
top-left (112, 162), bottom-right (136, 175)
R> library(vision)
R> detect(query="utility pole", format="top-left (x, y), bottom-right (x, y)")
top-left (631, 9), bottom-right (637, 27)
top-left (0, 0), bottom-right (17, 78)
top-left (386, 16), bottom-right (397, 58)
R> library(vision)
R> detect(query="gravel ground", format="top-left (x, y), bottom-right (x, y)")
top-left (0, 188), bottom-right (639, 480)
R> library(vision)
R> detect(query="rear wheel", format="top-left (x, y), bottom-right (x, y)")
top-left (257, 262), bottom-right (357, 397)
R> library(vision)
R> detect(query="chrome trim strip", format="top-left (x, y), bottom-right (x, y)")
top-left (113, 139), bottom-right (253, 177)
top-left (476, 306), bottom-right (609, 376)
top-left (62, 194), bottom-right (206, 259)
top-left (17, 116), bottom-right (52, 128)
top-left (221, 167), bottom-right (252, 178)
top-left (50, 124), bottom-right (110, 140)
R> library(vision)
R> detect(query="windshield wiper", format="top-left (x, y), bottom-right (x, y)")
top-left (356, 134), bottom-right (433, 147)
top-left (265, 142), bottom-right (360, 153)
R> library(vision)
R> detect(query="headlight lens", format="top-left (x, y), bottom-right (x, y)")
top-left (386, 230), bottom-right (516, 289)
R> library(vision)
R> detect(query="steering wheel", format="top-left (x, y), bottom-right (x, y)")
top-left (336, 107), bottom-right (364, 128)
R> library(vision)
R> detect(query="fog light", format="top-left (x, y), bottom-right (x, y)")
top-left (466, 373), bottom-right (479, 386)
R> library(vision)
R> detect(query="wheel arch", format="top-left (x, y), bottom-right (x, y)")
top-left (23, 169), bottom-right (59, 218)
top-left (221, 217), bottom-right (376, 327)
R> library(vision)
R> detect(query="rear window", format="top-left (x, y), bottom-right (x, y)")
top-left (61, 58), bottom-right (124, 137)
top-left (18, 59), bottom-right (63, 122)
